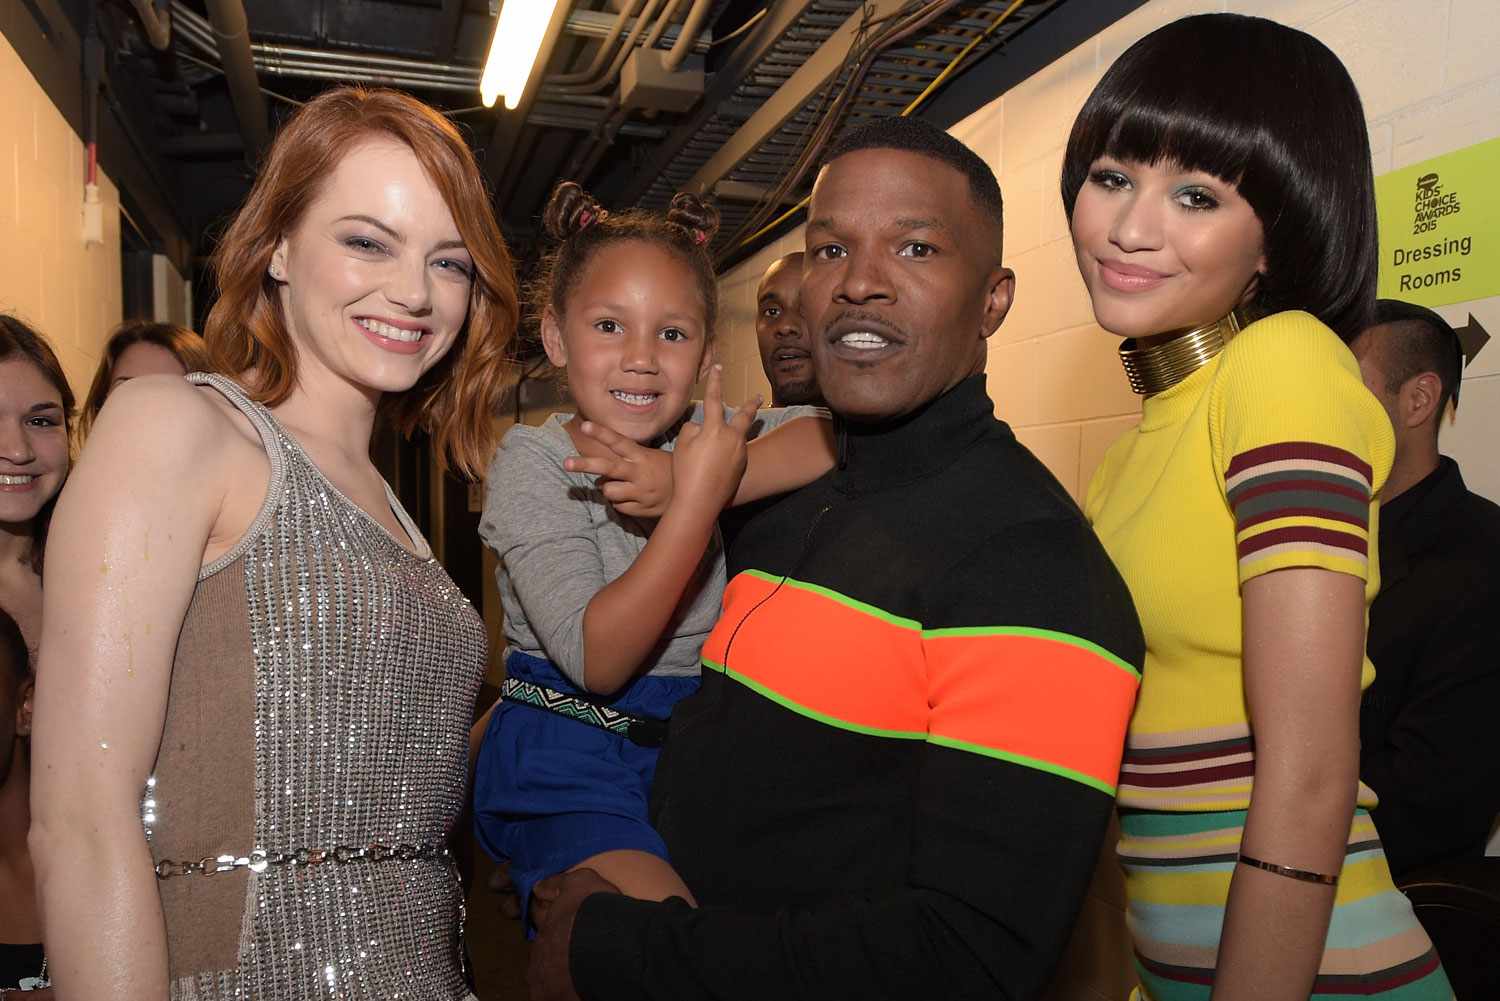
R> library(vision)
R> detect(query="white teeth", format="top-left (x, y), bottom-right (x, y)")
top-left (838, 331), bottom-right (889, 349)
top-left (356, 318), bottom-right (424, 343)
top-left (0, 474), bottom-right (35, 485)
top-left (611, 390), bottom-right (658, 406)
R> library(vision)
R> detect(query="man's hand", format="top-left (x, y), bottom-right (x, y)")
top-left (564, 423), bottom-right (675, 519)
top-left (528, 868), bottom-right (621, 1001)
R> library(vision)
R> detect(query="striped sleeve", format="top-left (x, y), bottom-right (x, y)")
top-left (1209, 312), bottom-right (1394, 586)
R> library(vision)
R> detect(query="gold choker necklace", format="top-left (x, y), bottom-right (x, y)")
top-left (1119, 309), bottom-right (1246, 395)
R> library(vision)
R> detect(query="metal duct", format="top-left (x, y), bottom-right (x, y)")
top-left (663, 0), bottom-right (712, 71)
top-left (129, 0), bottom-right (171, 50)
top-left (548, 0), bottom-right (644, 86)
top-left (544, 0), bottom-right (666, 95)
top-left (203, 0), bottom-right (269, 157)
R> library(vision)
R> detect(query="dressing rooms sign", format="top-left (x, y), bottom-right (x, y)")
top-left (1376, 136), bottom-right (1500, 307)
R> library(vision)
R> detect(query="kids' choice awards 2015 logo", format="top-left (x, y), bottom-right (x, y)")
top-left (1376, 137), bottom-right (1499, 308)
top-left (1411, 172), bottom-right (1460, 234)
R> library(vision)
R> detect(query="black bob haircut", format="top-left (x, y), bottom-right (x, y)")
top-left (824, 116), bottom-right (1004, 244)
top-left (1061, 14), bottom-right (1378, 342)
top-left (1367, 298), bottom-right (1464, 413)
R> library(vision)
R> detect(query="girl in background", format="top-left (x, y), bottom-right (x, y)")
top-left (77, 321), bottom-right (209, 441)
top-left (475, 182), bottom-right (831, 925)
top-left (1065, 14), bottom-right (1451, 1000)
top-left (0, 315), bottom-right (66, 996)
top-left (0, 316), bottom-right (72, 651)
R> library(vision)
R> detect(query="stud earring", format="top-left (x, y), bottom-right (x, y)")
top-left (269, 265), bottom-right (284, 281)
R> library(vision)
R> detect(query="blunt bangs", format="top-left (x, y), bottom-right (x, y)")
top-left (1061, 14), bottom-right (1378, 341)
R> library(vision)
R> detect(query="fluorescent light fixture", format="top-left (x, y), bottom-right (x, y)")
top-left (481, 0), bottom-right (562, 110)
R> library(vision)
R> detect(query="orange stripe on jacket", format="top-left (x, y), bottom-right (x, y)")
top-left (925, 631), bottom-right (1139, 791)
top-left (707, 572), bottom-right (1140, 790)
top-left (704, 571), bottom-right (928, 737)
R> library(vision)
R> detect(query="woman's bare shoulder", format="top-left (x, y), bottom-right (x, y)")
top-left (89, 375), bottom-right (264, 464)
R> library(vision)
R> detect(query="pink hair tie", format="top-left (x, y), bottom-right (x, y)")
top-left (692, 228), bottom-right (708, 246)
top-left (578, 207), bottom-right (608, 231)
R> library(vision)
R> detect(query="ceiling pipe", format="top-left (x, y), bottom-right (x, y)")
top-left (203, 0), bottom-right (269, 158)
top-left (129, 0), bottom-right (172, 50)
top-left (639, 0), bottom-right (685, 51)
top-left (253, 62), bottom-right (479, 93)
top-left (663, 0), bottom-right (712, 71)
top-left (546, 0), bottom-right (643, 86)
top-left (566, 6), bottom-right (709, 52)
top-left (255, 41), bottom-right (482, 77)
top-left (544, 0), bottom-right (665, 95)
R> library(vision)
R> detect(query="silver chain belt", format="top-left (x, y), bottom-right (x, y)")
top-left (153, 840), bottom-right (451, 879)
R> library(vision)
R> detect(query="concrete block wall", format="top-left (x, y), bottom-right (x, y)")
top-left (713, 0), bottom-right (1500, 509)
top-left (710, 1), bottom-right (1500, 995)
top-left (0, 32), bottom-right (123, 403)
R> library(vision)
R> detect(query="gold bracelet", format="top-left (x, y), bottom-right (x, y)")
top-left (1237, 852), bottom-right (1338, 886)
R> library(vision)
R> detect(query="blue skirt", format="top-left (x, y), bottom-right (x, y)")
top-left (472, 651), bottom-right (697, 928)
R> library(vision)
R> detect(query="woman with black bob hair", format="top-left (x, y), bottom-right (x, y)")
top-left (1066, 14), bottom-right (1452, 1001)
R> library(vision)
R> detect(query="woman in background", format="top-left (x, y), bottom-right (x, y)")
top-left (31, 87), bottom-right (516, 1000)
top-left (0, 316), bottom-right (70, 997)
top-left (0, 316), bottom-right (72, 651)
top-left (1065, 14), bottom-right (1452, 1001)
top-left (0, 608), bottom-right (48, 996)
top-left (77, 321), bottom-right (209, 441)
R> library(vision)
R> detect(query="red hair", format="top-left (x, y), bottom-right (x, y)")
top-left (205, 87), bottom-right (518, 478)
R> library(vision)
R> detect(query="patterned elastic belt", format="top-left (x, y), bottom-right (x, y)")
top-left (153, 840), bottom-right (452, 879)
top-left (500, 676), bottom-right (668, 747)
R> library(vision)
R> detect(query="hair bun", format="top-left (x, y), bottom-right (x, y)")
top-left (543, 180), bottom-right (607, 242)
top-left (666, 191), bottom-right (720, 247)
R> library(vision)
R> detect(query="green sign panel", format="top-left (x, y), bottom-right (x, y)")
top-left (1375, 136), bottom-right (1500, 307)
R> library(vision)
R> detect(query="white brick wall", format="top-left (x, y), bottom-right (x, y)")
top-left (714, 0), bottom-right (1500, 509)
top-left (0, 33), bottom-right (123, 403)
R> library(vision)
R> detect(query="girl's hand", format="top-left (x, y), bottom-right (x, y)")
top-left (564, 424), bottom-right (674, 519)
top-left (671, 366), bottom-right (761, 515)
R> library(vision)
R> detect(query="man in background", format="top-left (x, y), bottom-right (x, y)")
top-left (720, 253), bottom-right (826, 550)
top-left (754, 252), bottom-right (823, 407)
top-left (1350, 299), bottom-right (1500, 876)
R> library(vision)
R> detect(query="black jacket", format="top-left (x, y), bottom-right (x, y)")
top-left (568, 376), bottom-right (1144, 1000)
top-left (1360, 456), bottom-right (1500, 876)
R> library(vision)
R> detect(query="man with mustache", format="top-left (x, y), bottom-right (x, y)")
top-left (529, 116), bottom-right (1144, 1001)
top-left (755, 252), bottom-right (823, 407)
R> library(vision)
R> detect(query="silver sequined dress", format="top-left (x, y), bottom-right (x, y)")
top-left (147, 374), bottom-right (486, 1000)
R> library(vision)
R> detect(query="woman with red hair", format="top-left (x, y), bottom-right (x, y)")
top-left (31, 87), bottom-right (517, 1000)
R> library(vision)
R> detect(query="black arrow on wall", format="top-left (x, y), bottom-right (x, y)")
top-left (1455, 313), bottom-right (1490, 368)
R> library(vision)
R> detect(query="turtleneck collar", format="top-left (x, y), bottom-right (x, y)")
top-left (831, 374), bottom-right (997, 495)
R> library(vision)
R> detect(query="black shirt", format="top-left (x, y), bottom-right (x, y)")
top-left (569, 375), bottom-right (1144, 1000)
top-left (1360, 456), bottom-right (1500, 876)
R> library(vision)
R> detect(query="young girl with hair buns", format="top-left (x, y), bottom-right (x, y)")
top-left (474, 181), bottom-right (833, 921)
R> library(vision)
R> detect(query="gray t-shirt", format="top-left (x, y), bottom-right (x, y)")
top-left (480, 404), bottom-right (819, 690)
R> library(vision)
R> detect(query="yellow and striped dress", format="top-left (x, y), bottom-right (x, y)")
top-left (1085, 311), bottom-right (1453, 1000)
